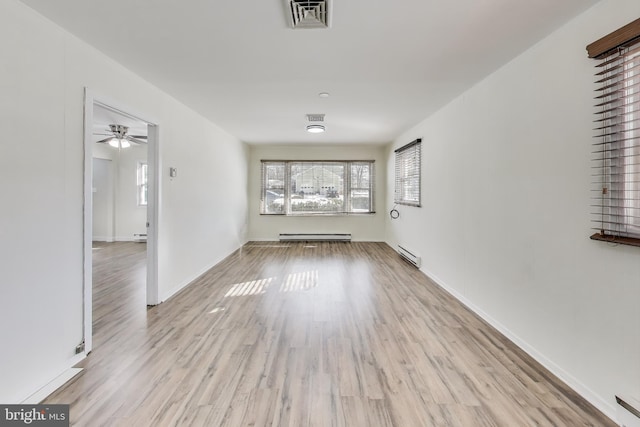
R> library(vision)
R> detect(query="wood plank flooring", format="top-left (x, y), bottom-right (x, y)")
top-left (44, 242), bottom-right (615, 426)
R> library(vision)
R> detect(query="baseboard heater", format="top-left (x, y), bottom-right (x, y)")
top-left (398, 244), bottom-right (421, 268)
top-left (134, 233), bottom-right (147, 243)
top-left (279, 233), bottom-right (351, 242)
top-left (616, 395), bottom-right (640, 427)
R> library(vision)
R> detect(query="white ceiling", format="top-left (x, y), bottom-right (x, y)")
top-left (19, 0), bottom-right (599, 145)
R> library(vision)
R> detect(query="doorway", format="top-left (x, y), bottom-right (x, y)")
top-left (83, 89), bottom-right (159, 353)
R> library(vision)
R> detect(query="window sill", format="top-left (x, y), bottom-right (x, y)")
top-left (260, 212), bottom-right (376, 217)
top-left (394, 201), bottom-right (421, 207)
top-left (590, 233), bottom-right (640, 248)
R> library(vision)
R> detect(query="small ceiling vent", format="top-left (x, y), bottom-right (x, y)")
top-left (307, 114), bottom-right (325, 122)
top-left (287, 0), bottom-right (329, 29)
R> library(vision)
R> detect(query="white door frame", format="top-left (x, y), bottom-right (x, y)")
top-left (83, 88), bottom-right (160, 353)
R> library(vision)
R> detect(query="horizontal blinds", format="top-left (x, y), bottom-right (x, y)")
top-left (592, 39), bottom-right (640, 240)
top-left (394, 139), bottom-right (422, 207)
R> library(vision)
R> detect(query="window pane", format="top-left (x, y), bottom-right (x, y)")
top-left (137, 162), bottom-right (148, 206)
top-left (395, 140), bottom-right (421, 206)
top-left (290, 162), bottom-right (344, 213)
top-left (350, 163), bottom-right (371, 212)
top-left (593, 45), bottom-right (640, 239)
top-left (263, 162), bottom-right (285, 214)
top-left (623, 52), bottom-right (640, 234)
top-left (350, 189), bottom-right (370, 212)
top-left (351, 163), bottom-right (370, 188)
top-left (261, 160), bottom-right (374, 215)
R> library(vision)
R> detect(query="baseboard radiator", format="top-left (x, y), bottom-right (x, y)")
top-left (279, 233), bottom-right (351, 242)
top-left (398, 244), bottom-right (421, 268)
top-left (616, 395), bottom-right (640, 427)
top-left (133, 233), bottom-right (147, 243)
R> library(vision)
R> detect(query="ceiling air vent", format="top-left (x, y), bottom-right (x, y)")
top-left (306, 114), bottom-right (325, 122)
top-left (287, 0), bottom-right (329, 29)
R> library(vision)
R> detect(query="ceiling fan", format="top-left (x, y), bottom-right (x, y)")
top-left (95, 124), bottom-right (147, 149)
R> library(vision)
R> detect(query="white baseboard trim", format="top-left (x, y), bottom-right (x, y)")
top-left (92, 237), bottom-right (148, 243)
top-left (246, 237), bottom-right (382, 243)
top-left (21, 354), bottom-right (85, 404)
top-left (419, 265), bottom-right (617, 423)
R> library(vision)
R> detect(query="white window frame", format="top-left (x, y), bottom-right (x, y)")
top-left (260, 160), bottom-right (375, 216)
top-left (137, 161), bottom-right (148, 206)
top-left (394, 138), bottom-right (422, 207)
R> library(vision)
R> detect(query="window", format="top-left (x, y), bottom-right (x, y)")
top-left (137, 161), bottom-right (148, 206)
top-left (394, 138), bottom-right (422, 207)
top-left (261, 160), bottom-right (375, 215)
top-left (588, 19), bottom-right (640, 246)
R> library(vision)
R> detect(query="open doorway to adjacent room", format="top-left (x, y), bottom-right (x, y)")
top-left (83, 90), bottom-right (159, 354)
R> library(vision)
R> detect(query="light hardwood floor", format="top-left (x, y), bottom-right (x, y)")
top-left (45, 241), bottom-right (615, 426)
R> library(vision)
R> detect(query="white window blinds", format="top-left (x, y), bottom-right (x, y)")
top-left (591, 38), bottom-right (640, 244)
top-left (394, 139), bottom-right (422, 207)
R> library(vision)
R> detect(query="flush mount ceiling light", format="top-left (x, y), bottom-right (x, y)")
top-left (307, 124), bottom-right (325, 133)
top-left (318, 92), bottom-right (330, 98)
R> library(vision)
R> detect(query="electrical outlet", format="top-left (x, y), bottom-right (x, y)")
top-left (75, 342), bottom-right (85, 354)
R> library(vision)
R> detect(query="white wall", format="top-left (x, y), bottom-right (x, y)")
top-left (115, 145), bottom-right (147, 241)
top-left (0, 0), bottom-right (248, 403)
top-left (386, 0), bottom-right (640, 421)
top-left (93, 144), bottom-right (147, 241)
top-left (92, 157), bottom-right (115, 241)
top-left (248, 144), bottom-right (386, 242)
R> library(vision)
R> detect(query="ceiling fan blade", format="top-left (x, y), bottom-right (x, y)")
top-left (96, 137), bottom-right (114, 144)
top-left (129, 135), bottom-right (147, 139)
top-left (125, 136), bottom-right (147, 145)
top-left (93, 132), bottom-right (112, 136)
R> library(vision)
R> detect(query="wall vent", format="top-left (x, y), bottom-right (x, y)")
top-left (306, 114), bottom-right (325, 122)
top-left (398, 245), bottom-right (421, 268)
top-left (286, 0), bottom-right (329, 29)
top-left (134, 233), bottom-right (147, 243)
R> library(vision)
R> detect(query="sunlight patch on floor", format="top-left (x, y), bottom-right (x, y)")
top-left (280, 270), bottom-right (318, 292)
top-left (224, 270), bottom-right (319, 297)
top-left (224, 277), bottom-right (274, 297)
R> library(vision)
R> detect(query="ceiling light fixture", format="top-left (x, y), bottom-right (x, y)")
top-left (307, 124), bottom-right (325, 133)
top-left (318, 92), bottom-right (330, 98)
top-left (108, 137), bottom-right (131, 149)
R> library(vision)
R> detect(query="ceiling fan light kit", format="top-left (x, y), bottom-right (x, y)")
top-left (96, 124), bottom-right (147, 149)
top-left (108, 138), bottom-right (130, 149)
